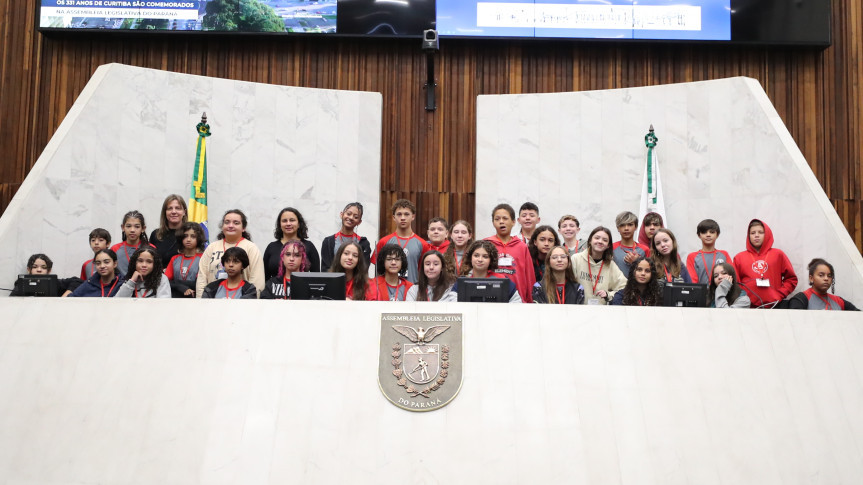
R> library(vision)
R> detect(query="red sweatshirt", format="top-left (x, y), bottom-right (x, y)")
top-left (485, 235), bottom-right (536, 303)
top-left (733, 219), bottom-right (798, 307)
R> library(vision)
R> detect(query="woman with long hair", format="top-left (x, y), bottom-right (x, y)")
top-left (650, 228), bottom-right (692, 284)
top-left (331, 241), bottom-right (377, 300)
top-left (263, 207), bottom-right (321, 279)
top-left (150, 194), bottom-right (189, 264)
top-left (406, 250), bottom-right (456, 302)
top-left (533, 245), bottom-right (583, 304)
top-left (610, 257), bottom-right (663, 306)
top-left (571, 226), bottom-right (626, 305)
top-left (707, 262), bottom-right (751, 308)
top-left (114, 247), bottom-right (170, 298)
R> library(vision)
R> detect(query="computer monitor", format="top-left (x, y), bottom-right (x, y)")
top-left (291, 272), bottom-right (346, 301)
top-left (456, 277), bottom-right (511, 303)
top-left (662, 282), bottom-right (708, 308)
top-left (14, 274), bottom-right (59, 297)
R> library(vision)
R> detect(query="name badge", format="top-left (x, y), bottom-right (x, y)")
top-left (587, 298), bottom-right (601, 305)
top-left (756, 278), bottom-right (771, 287)
top-left (499, 256), bottom-right (514, 266)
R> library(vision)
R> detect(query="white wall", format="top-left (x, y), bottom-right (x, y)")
top-left (476, 77), bottom-right (863, 303)
top-left (0, 64), bottom-right (382, 288)
top-left (1, 299), bottom-right (862, 484)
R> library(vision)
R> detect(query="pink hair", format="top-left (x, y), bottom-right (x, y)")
top-left (278, 241), bottom-right (310, 277)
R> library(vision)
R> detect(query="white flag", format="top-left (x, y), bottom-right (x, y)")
top-left (638, 126), bottom-right (667, 231)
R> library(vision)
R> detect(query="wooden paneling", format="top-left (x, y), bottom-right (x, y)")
top-left (2, 0), bottom-right (863, 251)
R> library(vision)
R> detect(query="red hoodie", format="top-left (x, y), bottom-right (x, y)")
top-left (637, 212), bottom-right (663, 248)
top-left (485, 235), bottom-right (535, 303)
top-left (733, 219), bottom-right (798, 307)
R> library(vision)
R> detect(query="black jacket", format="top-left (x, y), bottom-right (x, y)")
top-left (201, 279), bottom-right (258, 299)
top-left (320, 234), bottom-right (371, 271)
top-left (532, 281), bottom-right (585, 304)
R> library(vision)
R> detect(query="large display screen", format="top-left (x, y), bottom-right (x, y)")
top-left (437, 0), bottom-right (731, 41)
top-left (37, 0), bottom-right (830, 46)
top-left (38, 0), bottom-right (434, 34)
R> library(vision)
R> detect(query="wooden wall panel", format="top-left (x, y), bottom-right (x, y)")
top-left (2, 0), bottom-right (863, 253)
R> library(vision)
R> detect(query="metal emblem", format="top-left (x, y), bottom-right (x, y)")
top-left (379, 313), bottom-right (463, 412)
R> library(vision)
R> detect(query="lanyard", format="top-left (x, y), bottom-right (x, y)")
top-left (566, 241), bottom-right (579, 254)
top-left (121, 242), bottom-right (140, 263)
top-left (454, 251), bottom-right (463, 272)
top-left (101, 277), bottom-right (119, 297)
top-left (336, 232), bottom-right (360, 244)
top-left (377, 277), bottom-right (404, 301)
top-left (663, 264), bottom-right (672, 282)
top-left (555, 283), bottom-right (565, 304)
top-left (221, 280), bottom-right (244, 299)
top-left (179, 255), bottom-right (196, 280)
top-left (282, 276), bottom-right (291, 299)
top-left (813, 292), bottom-right (833, 310)
top-left (395, 235), bottom-right (411, 249)
top-left (700, 251), bottom-right (716, 277)
top-left (588, 259), bottom-right (605, 294)
top-left (619, 243), bottom-right (637, 254)
top-left (133, 285), bottom-right (148, 298)
top-left (223, 238), bottom-right (244, 252)
top-left (637, 294), bottom-right (644, 306)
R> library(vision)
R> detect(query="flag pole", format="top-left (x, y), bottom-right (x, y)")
top-left (189, 112), bottom-right (211, 244)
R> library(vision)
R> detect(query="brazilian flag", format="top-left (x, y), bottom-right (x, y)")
top-left (189, 115), bottom-right (210, 244)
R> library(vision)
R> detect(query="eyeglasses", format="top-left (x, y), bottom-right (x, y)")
top-left (549, 254), bottom-right (569, 261)
top-left (385, 257), bottom-right (401, 262)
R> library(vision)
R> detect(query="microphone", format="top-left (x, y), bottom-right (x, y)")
top-left (738, 281), bottom-right (776, 309)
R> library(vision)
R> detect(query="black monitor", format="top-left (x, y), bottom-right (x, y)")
top-left (662, 282), bottom-right (708, 308)
top-left (14, 274), bottom-right (59, 297)
top-left (291, 272), bottom-right (346, 300)
top-left (456, 277), bottom-right (510, 303)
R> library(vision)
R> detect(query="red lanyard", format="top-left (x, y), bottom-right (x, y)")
top-left (121, 242), bottom-right (140, 263)
top-left (179, 254), bottom-right (196, 280)
top-left (133, 286), bottom-right (148, 298)
top-left (588, 259), bottom-right (605, 294)
top-left (223, 238), bottom-right (244, 251)
top-left (663, 264), bottom-right (672, 282)
top-left (813, 292), bottom-right (833, 310)
top-left (395, 235), bottom-right (411, 249)
top-left (101, 277), bottom-right (119, 297)
top-left (454, 251), bottom-right (463, 271)
top-left (619, 243), bottom-right (637, 255)
top-left (566, 241), bottom-right (579, 254)
top-left (336, 232), bottom-right (360, 244)
top-left (282, 276), bottom-right (291, 299)
top-left (555, 283), bottom-right (565, 304)
top-left (377, 276), bottom-right (404, 301)
top-left (637, 294), bottom-right (644, 306)
top-left (700, 251), bottom-right (716, 277)
top-left (221, 280), bottom-right (244, 299)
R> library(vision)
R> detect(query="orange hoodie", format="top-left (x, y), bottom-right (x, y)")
top-left (733, 219), bottom-right (798, 307)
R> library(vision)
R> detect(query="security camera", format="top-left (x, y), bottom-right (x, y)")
top-left (422, 29), bottom-right (439, 52)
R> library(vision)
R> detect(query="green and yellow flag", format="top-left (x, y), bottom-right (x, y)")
top-left (189, 113), bottom-right (210, 243)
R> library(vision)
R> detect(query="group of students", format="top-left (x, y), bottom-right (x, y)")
top-left (9, 195), bottom-right (858, 310)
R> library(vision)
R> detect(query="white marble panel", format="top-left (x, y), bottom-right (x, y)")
top-left (0, 64), bottom-right (382, 287)
top-left (476, 77), bottom-right (863, 303)
top-left (0, 300), bottom-right (861, 483)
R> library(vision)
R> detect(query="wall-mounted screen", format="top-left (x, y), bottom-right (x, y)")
top-left (37, 0), bottom-right (830, 46)
top-left (38, 0), bottom-right (435, 34)
top-left (437, 0), bottom-right (731, 41)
